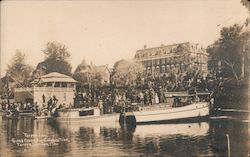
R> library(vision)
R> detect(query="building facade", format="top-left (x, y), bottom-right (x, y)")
top-left (134, 42), bottom-right (208, 76)
top-left (14, 72), bottom-right (77, 107)
top-left (89, 65), bottom-right (110, 86)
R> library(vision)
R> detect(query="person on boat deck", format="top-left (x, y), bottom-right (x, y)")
top-left (173, 97), bottom-right (181, 107)
top-left (210, 97), bottom-right (214, 105)
top-left (27, 102), bottom-right (31, 110)
top-left (149, 89), bottom-right (154, 105)
top-left (139, 91), bottom-right (144, 105)
top-left (23, 102), bottom-right (26, 110)
top-left (145, 90), bottom-right (150, 105)
top-left (194, 95), bottom-right (200, 102)
top-left (16, 103), bottom-right (20, 112)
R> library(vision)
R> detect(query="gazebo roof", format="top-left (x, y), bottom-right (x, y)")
top-left (33, 72), bottom-right (77, 84)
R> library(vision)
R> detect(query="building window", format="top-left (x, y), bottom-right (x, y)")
top-left (166, 65), bottom-right (170, 72)
top-left (152, 60), bottom-right (155, 66)
top-left (161, 58), bottom-right (165, 65)
top-left (147, 67), bottom-right (151, 71)
top-left (61, 82), bottom-right (67, 88)
top-left (68, 83), bottom-right (74, 88)
top-left (46, 82), bottom-right (53, 87)
top-left (156, 59), bottom-right (160, 65)
top-left (156, 66), bottom-right (160, 75)
top-left (55, 82), bottom-right (60, 87)
top-left (176, 64), bottom-right (180, 69)
top-left (146, 61), bottom-right (151, 67)
top-left (172, 57), bottom-right (176, 64)
top-left (161, 65), bottom-right (165, 73)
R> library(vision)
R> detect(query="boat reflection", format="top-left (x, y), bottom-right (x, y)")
top-left (134, 122), bottom-right (209, 137)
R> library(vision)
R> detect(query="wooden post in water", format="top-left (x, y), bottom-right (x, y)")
top-left (226, 134), bottom-right (231, 157)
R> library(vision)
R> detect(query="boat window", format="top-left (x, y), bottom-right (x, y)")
top-left (79, 109), bottom-right (94, 116)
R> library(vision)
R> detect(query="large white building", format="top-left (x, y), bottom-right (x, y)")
top-left (14, 72), bottom-right (77, 107)
top-left (134, 42), bottom-right (208, 76)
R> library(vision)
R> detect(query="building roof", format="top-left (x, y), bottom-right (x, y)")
top-left (33, 72), bottom-right (77, 84)
top-left (134, 42), bottom-right (207, 61)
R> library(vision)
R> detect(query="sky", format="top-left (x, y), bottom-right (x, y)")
top-left (1, 0), bottom-right (249, 77)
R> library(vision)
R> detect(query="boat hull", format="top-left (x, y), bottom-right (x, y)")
top-left (134, 102), bottom-right (210, 124)
top-left (35, 116), bottom-right (52, 119)
top-left (54, 107), bottom-right (120, 124)
top-left (54, 113), bottom-right (120, 124)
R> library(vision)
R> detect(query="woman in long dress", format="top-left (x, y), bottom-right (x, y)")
top-left (155, 93), bottom-right (159, 104)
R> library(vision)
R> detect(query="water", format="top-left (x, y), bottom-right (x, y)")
top-left (0, 113), bottom-right (249, 157)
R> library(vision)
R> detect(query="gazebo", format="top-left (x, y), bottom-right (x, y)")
top-left (14, 72), bottom-right (77, 107)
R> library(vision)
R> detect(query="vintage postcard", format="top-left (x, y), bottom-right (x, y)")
top-left (0, 0), bottom-right (249, 156)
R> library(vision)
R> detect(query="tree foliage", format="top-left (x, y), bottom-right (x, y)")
top-left (6, 50), bottom-right (33, 85)
top-left (111, 59), bottom-right (144, 86)
top-left (36, 41), bottom-right (72, 76)
top-left (209, 24), bottom-right (248, 83)
top-left (73, 60), bottom-right (107, 91)
top-left (241, 0), bottom-right (250, 12)
top-left (73, 59), bottom-right (89, 86)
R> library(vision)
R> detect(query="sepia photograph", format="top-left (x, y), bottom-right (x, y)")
top-left (0, 0), bottom-right (249, 156)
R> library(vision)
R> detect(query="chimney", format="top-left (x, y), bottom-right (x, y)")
top-left (161, 44), bottom-right (164, 47)
top-left (144, 45), bottom-right (147, 49)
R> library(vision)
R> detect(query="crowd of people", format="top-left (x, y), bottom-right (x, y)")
top-left (0, 72), bottom-right (221, 116)
top-left (0, 95), bottom-right (60, 117)
top-left (74, 73), bottom-right (219, 114)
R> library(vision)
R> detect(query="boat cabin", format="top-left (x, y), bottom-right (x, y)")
top-left (128, 92), bottom-right (210, 111)
top-left (57, 107), bottom-right (101, 118)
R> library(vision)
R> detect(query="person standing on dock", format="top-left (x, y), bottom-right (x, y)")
top-left (139, 91), bottom-right (144, 105)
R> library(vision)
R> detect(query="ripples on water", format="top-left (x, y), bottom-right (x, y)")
top-left (0, 113), bottom-right (249, 157)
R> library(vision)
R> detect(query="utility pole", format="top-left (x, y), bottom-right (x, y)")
top-left (105, 65), bottom-right (114, 108)
top-left (6, 73), bottom-right (10, 106)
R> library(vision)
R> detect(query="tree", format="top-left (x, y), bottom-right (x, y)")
top-left (36, 41), bottom-right (72, 76)
top-left (209, 24), bottom-right (246, 84)
top-left (111, 59), bottom-right (144, 86)
top-left (6, 50), bottom-right (33, 86)
top-left (73, 60), bottom-right (106, 92)
top-left (73, 59), bottom-right (90, 88)
top-left (241, 0), bottom-right (250, 12)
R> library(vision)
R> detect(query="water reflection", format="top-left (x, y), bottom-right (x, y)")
top-left (209, 119), bottom-right (249, 157)
top-left (0, 115), bottom-right (249, 156)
